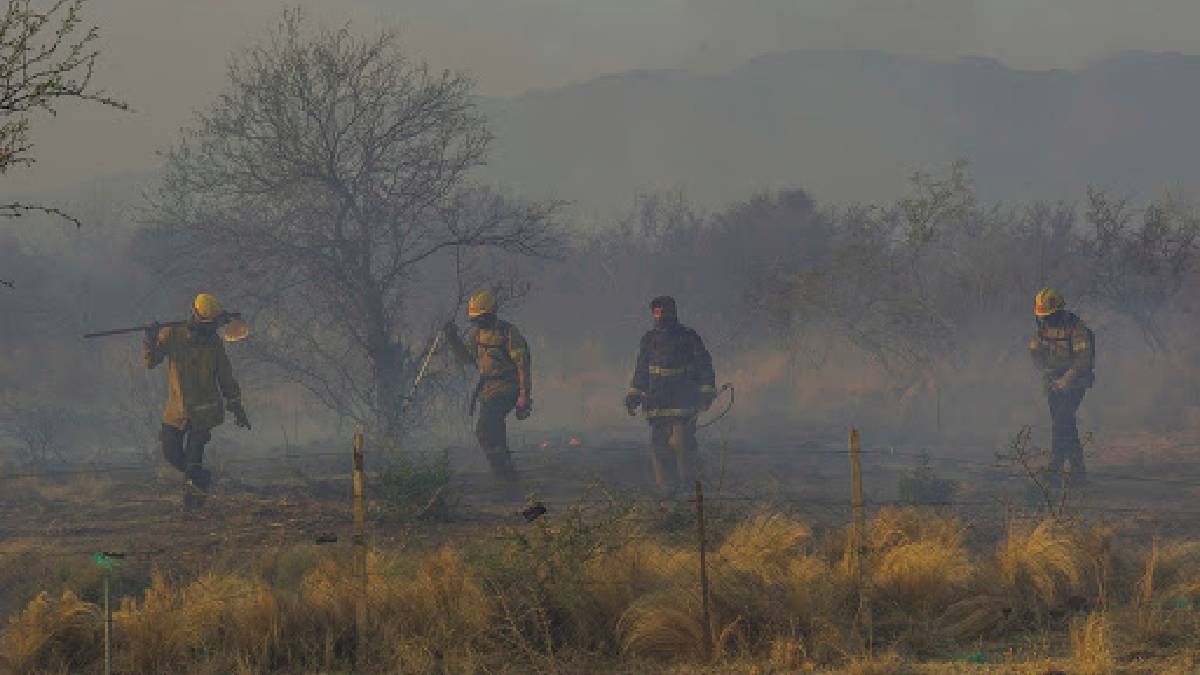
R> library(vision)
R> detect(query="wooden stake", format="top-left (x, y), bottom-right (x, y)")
top-left (352, 432), bottom-right (367, 671)
top-left (849, 428), bottom-right (873, 653)
top-left (695, 480), bottom-right (713, 661)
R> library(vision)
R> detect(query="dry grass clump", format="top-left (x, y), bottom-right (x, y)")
top-left (710, 512), bottom-right (845, 661)
top-left (997, 520), bottom-right (1087, 611)
top-left (298, 546), bottom-right (491, 669)
top-left (583, 539), bottom-right (696, 631)
top-left (942, 518), bottom-right (1095, 642)
top-left (1070, 611), bottom-right (1116, 675)
top-left (16, 508), bottom-right (1200, 673)
top-left (612, 512), bottom-right (852, 668)
top-left (380, 546), bottom-right (491, 670)
top-left (1130, 541), bottom-right (1200, 648)
top-left (718, 512), bottom-right (812, 578)
top-left (1139, 541), bottom-right (1200, 604)
top-left (116, 571), bottom-right (277, 674)
top-left (872, 539), bottom-right (974, 618)
top-left (616, 590), bottom-right (708, 662)
top-left (856, 508), bottom-right (974, 651)
top-left (868, 507), bottom-right (963, 554)
top-left (0, 589), bottom-right (100, 673)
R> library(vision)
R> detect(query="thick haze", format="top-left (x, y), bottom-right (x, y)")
top-left (9, 0), bottom-right (1200, 198)
top-left (5, 0), bottom-right (1200, 465)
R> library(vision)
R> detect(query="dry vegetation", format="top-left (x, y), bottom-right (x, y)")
top-left (4, 505), bottom-right (1200, 673)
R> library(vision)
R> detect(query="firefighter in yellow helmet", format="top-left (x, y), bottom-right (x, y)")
top-left (1029, 288), bottom-right (1095, 486)
top-left (144, 293), bottom-right (251, 510)
top-left (625, 296), bottom-right (716, 495)
top-left (443, 289), bottom-right (532, 498)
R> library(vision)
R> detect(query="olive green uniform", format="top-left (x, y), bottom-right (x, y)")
top-left (446, 319), bottom-right (531, 488)
top-left (144, 323), bottom-right (243, 487)
top-left (1029, 311), bottom-right (1095, 483)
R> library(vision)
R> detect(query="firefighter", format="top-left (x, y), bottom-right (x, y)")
top-left (625, 296), bottom-right (716, 494)
top-left (144, 293), bottom-right (251, 509)
top-left (1029, 288), bottom-right (1095, 486)
top-left (444, 289), bottom-right (532, 497)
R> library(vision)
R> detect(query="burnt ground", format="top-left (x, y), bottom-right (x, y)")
top-left (2, 425), bottom-right (1200, 619)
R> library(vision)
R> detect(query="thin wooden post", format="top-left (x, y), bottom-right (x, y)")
top-left (848, 428), bottom-right (872, 653)
top-left (103, 572), bottom-right (112, 675)
top-left (352, 432), bottom-right (367, 671)
top-left (695, 480), bottom-right (713, 660)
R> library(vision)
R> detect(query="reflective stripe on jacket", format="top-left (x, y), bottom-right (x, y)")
top-left (629, 321), bottom-right (715, 417)
top-left (1029, 311), bottom-right (1095, 389)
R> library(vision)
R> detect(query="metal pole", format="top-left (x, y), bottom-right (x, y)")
top-left (848, 428), bottom-right (872, 653)
top-left (352, 432), bottom-right (367, 671)
top-left (103, 572), bottom-right (112, 675)
top-left (695, 480), bottom-right (713, 661)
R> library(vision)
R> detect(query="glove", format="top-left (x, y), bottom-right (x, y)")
top-left (624, 392), bottom-right (642, 416)
top-left (515, 392), bottom-right (532, 420)
top-left (228, 400), bottom-right (252, 430)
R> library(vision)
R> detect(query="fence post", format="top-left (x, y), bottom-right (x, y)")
top-left (92, 551), bottom-right (122, 675)
top-left (103, 571), bottom-right (112, 675)
top-left (695, 479), bottom-right (713, 661)
top-left (848, 428), bottom-right (873, 653)
top-left (352, 432), bottom-right (367, 671)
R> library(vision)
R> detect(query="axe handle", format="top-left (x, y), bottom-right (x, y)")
top-left (83, 321), bottom-right (186, 339)
top-left (82, 313), bottom-right (242, 339)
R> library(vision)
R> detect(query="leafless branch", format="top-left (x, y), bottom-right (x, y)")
top-left (145, 11), bottom-right (564, 447)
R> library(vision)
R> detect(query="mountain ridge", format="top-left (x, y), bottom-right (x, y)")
top-left (481, 48), bottom-right (1200, 213)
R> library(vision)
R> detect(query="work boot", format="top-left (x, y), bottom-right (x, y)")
top-left (193, 467), bottom-right (213, 492)
top-left (181, 479), bottom-right (208, 512)
top-left (485, 451), bottom-right (521, 502)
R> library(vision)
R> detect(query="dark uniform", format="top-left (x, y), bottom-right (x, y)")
top-left (144, 320), bottom-right (247, 498)
top-left (1029, 309), bottom-right (1095, 483)
top-left (626, 296), bottom-right (716, 493)
top-left (446, 314), bottom-right (532, 491)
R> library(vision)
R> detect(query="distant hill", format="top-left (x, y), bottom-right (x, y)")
top-left (17, 50), bottom-right (1200, 219)
top-left (481, 49), bottom-right (1200, 213)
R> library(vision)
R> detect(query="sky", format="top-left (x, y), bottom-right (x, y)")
top-left (7, 0), bottom-right (1200, 197)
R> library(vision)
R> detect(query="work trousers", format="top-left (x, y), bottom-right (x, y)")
top-left (649, 416), bottom-right (699, 494)
top-left (475, 389), bottom-right (519, 490)
top-left (1046, 387), bottom-right (1087, 484)
top-left (160, 423), bottom-right (212, 490)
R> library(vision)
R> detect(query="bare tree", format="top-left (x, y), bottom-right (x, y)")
top-left (146, 13), bottom-right (562, 448)
top-left (0, 397), bottom-right (75, 466)
top-left (0, 0), bottom-right (127, 285)
top-left (1079, 187), bottom-right (1200, 352)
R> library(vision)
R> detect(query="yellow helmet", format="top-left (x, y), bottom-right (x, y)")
top-left (467, 289), bottom-right (497, 318)
top-left (1034, 288), bottom-right (1065, 317)
top-left (193, 293), bottom-right (225, 321)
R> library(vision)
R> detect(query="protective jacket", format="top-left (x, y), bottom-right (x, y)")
top-left (145, 324), bottom-right (242, 430)
top-left (629, 321), bottom-right (716, 418)
top-left (1029, 311), bottom-right (1095, 390)
top-left (448, 319), bottom-right (532, 401)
